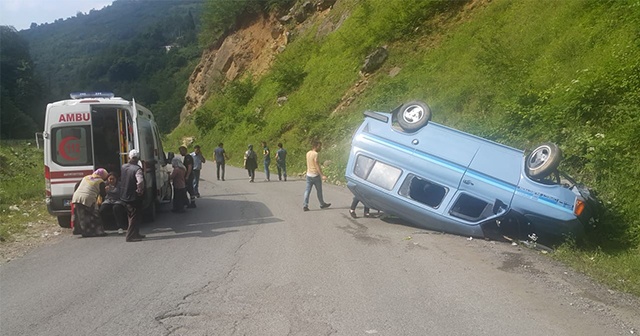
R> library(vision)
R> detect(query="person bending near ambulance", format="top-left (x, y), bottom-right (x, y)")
top-left (119, 149), bottom-right (145, 242)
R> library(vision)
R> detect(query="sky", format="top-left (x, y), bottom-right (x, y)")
top-left (0, 0), bottom-right (113, 31)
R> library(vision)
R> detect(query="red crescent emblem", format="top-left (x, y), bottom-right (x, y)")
top-left (59, 136), bottom-right (79, 161)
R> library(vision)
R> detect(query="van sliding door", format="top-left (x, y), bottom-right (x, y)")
top-left (449, 146), bottom-right (519, 223)
top-left (137, 118), bottom-right (157, 206)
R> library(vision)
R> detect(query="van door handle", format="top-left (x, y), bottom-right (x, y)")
top-left (463, 179), bottom-right (474, 186)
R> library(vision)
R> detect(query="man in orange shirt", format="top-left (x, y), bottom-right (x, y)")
top-left (302, 141), bottom-right (331, 211)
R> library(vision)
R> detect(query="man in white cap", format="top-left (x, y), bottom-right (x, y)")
top-left (119, 149), bottom-right (146, 242)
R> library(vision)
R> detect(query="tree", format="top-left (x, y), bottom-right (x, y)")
top-left (0, 26), bottom-right (44, 139)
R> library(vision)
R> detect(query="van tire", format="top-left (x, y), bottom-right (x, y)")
top-left (526, 143), bottom-right (562, 179)
top-left (57, 215), bottom-right (72, 228)
top-left (397, 101), bottom-right (432, 132)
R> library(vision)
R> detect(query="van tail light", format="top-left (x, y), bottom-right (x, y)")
top-left (44, 165), bottom-right (51, 197)
top-left (574, 199), bottom-right (585, 216)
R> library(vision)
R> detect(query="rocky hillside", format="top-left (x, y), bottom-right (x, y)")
top-left (181, 13), bottom-right (289, 120)
top-left (180, 0), bottom-right (357, 121)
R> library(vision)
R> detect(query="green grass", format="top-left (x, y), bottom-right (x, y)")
top-left (554, 245), bottom-right (640, 296)
top-left (0, 140), bottom-right (50, 242)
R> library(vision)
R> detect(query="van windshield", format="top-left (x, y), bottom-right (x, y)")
top-left (51, 125), bottom-right (93, 166)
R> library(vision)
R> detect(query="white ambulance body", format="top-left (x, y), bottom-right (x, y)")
top-left (43, 92), bottom-right (172, 227)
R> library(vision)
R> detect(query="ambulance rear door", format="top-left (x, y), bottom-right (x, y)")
top-left (44, 101), bottom-right (94, 223)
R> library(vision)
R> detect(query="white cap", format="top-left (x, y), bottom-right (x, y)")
top-left (128, 149), bottom-right (140, 158)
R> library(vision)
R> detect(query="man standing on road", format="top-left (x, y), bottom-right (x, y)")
top-left (214, 143), bottom-right (228, 181)
top-left (275, 142), bottom-right (287, 181)
top-left (190, 145), bottom-right (205, 197)
top-left (179, 146), bottom-right (196, 208)
top-left (119, 149), bottom-right (145, 242)
top-left (302, 140), bottom-right (331, 211)
top-left (262, 141), bottom-right (271, 182)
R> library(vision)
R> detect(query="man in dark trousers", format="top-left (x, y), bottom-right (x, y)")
top-left (214, 142), bottom-right (228, 181)
top-left (119, 149), bottom-right (145, 242)
top-left (179, 146), bottom-right (196, 208)
top-left (190, 145), bottom-right (205, 197)
top-left (275, 142), bottom-right (287, 181)
top-left (261, 141), bottom-right (271, 182)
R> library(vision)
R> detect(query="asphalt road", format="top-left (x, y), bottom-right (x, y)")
top-left (1, 162), bottom-right (639, 336)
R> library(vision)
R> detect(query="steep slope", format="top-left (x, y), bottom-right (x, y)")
top-left (181, 14), bottom-right (289, 120)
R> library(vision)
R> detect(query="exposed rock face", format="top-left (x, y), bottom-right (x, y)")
top-left (180, 15), bottom-right (289, 120)
top-left (180, 1), bottom-right (345, 122)
top-left (277, 96), bottom-right (288, 106)
top-left (316, 0), bottom-right (337, 11)
top-left (360, 46), bottom-right (388, 74)
top-left (292, 1), bottom-right (315, 23)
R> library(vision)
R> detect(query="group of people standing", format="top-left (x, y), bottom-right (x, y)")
top-left (206, 140), bottom-right (331, 211)
top-left (223, 140), bottom-right (333, 211)
top-left (71, 149), bottom-right (146, 242)
top-left (70, 140), bottom-right (350, 242)
top-left (242, 140), bottom-right (331, 211)
top-left (242, 141), bottom-right (288, 183)
top-left (170, 145), bottom-right (204, 213)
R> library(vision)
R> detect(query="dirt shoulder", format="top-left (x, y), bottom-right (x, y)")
top-left (0, 218), bottom-right (69, 263)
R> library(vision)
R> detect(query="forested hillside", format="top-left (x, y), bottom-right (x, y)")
top-left (9, 0), bottom-right (204, 133)
top-left (169, 0), bottom-right (639, 293)
top-left (0, 27), bottom-right (44, 139)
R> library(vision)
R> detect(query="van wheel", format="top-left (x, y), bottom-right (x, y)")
top-left (57, 215), bottom-right (71, 228)
top-left (526, 143), bottom-right (562, 179)
top-left (397, 101), bottom-right (432, 132)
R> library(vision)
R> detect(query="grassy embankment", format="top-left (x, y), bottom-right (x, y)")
top-left (167, 0), bottom-right (639, 295)
top-left (0, 141), bottom-right (51, 242)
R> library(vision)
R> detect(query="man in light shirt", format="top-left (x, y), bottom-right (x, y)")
top-left (302, 141), bottom-right (331, 211)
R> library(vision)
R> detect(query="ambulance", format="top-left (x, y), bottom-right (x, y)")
top-left (43, 92), bottom-right (173, 228)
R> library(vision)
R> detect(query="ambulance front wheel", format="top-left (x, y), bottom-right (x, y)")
top-left (57, 215), bottom-right (71, 228)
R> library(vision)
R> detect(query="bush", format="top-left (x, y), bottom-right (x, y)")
top-left (0, 141), bottom-right (46, 241)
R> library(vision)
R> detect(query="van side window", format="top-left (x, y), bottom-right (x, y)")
top-left (51, 126), bottom-right (93, 166)
top-left (399, 174), bottom-right (447, 208)
top-left (354, 155), bottom-right (401, 190)
top-left (354, 155), bottom-right (375, 179)
top-left (449, 194), bottom-right (491, 222)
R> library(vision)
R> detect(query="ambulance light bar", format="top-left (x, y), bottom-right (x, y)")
top-left (69, 92), bottom-right (115, 99)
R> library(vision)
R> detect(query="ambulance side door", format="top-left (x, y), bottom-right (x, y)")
top-left (136, 118), bottom-right (157, 203)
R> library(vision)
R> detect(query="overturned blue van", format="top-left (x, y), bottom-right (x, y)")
top-left (345, 101), bottom-right (600, 245)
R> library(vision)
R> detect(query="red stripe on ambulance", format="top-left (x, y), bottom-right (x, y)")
top-left (50, 170), bottom-right (93, 179)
